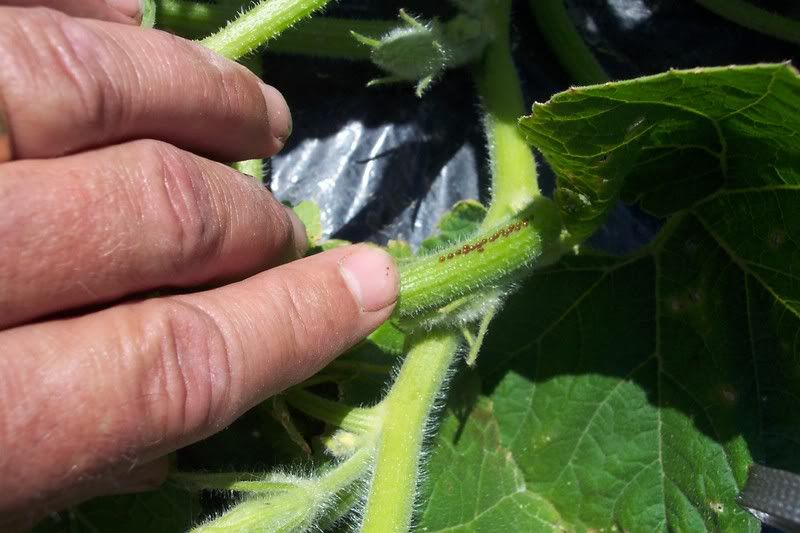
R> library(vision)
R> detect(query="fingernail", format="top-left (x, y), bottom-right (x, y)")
top-left (260, 83), bottom-right (292, 145)
top-left (339, 247), bottom-right (399, 313)
top-left (285, 206), bottom-right (308, 256)
top-left (107, 0), bottom-right (143, 20)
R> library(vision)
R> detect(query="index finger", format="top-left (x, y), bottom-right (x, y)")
top-left (0, 0), bottom-right (141, 25)
top-left (0, 7), bottom-right (291, 160)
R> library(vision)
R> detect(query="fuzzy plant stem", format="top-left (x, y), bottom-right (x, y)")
top-left (360, 331), bottom-right (460, 533)
top-left (154, 0), bottom-right (233, 37)
top-left (695, 0), bottom-right (800, 45)
top-left (266, 17), bottom-right (396, 59)
top-left (285, 389), bottom-right (380, 434)
top-left (477, 0), bottom-right (540, 229)
top-left (528, 0), bottom-right (609, 84)
top-left (192, 445), bottom-right (373, 532)
top-left (201, 0), bottom-right (333, 60)
top-left (169, 472), bottom-right (299, 493)
top-left (156, 0), bottom-right (397, 60)
top-left (396, 203), bottom-right (557, 318)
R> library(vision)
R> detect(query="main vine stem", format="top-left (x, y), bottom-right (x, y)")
top-left (476, 0), bottom-right (540, 229)
top-left (156, 0), bottom-right (396, 60)
top-left (361, 2), bottom-right (542, 531)
top-left (361, 332), bottom-right (460, 533)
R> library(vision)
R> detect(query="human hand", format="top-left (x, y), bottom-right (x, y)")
top-left (0, 2), bottom-right (399, 528)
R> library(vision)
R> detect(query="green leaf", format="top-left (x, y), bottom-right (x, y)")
top-left (292, 200), bottom-right (324, 247)
top-left (141, 0), bottom-right (157, 28)
top-left (366, 319), bottom-right (406, 355)
top-left (478, 245), bottom-right (792, 531)
top-left (419, 200), bottom-right (487, 254)
top-left (519, 63), bottom-right (800, 240)
top-left (418, 373), bottom-right (568, 532)
top-left (33, 485), bottom-right (200, 533)
top-left (470, 63), bottom-right (800, 531)
top-left (386, 239), bottom-right (414, 260)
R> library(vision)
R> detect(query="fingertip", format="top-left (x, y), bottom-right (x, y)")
top-left (338, 245), bottom-right (400, 313)
top-left (259, 83), bottom-right (292, 151)
top-left (284, 206), bottom-right (308, 258)
top-left (106, 0), bottom-right (142, 22)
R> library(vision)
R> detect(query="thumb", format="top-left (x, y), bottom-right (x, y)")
top-left (0, 245), bottom-right (398, 521)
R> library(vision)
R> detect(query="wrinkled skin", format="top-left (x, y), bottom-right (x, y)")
top-left (0, 2), bottom-right (399, 529)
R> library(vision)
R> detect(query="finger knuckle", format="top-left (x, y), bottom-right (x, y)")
top-left (142, 141), bottom-right (227, 273)
top-left (268, 274), bottom-right (339, 376)
top-left (2, 9), bottom-right (130, 148)
top-left (138, 300), bottom-right (239, 441)
top-left (204, 59), bottom-right (261, 121)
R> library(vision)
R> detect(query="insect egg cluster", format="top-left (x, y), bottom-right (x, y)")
top-left (438, 219), bottom-right (529, 263)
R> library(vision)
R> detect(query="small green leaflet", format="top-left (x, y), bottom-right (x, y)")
top-left (419, 200), bottom-right (487, 254)
top-left (292, 199), bottom-right (324, 248)
top-left (141, 0), bottom-right (157, 28)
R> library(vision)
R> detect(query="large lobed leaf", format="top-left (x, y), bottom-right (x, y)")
top-left (519, 63), bottom-right (800, 240)
top-left (418, 64), bottom-right (800, 531)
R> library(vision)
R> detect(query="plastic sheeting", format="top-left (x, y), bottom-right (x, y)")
top-left (264, 0), bottom-right (797, 253)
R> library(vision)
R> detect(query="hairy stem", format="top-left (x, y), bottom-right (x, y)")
top-left (285, 389), bottom-right (380, 433)
top-left (193, 446), bottom-right (372, 532)
top-left (201, 0), bottom-right (333, 60)
top-left (476, 0), bottom-right (540, 229)
top-left (170, 472), bottom-right (298, 493)
top-left (156, 0), bottom-right (396, 60)
top-left (361, 332), bottom-right (460, 533)
top-left (268, 17), bottom-right (396, 59)
top-left (397, 199), bottom-right (561, 319)
top-left (529, 0), bottom-right (609, 84)
top-left (154, 0), bottom-right (233, 37)
top-left (696, 0), bottom-right (800, 45)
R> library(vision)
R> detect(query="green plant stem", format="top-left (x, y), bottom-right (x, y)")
top-left (696, 0), bottom-right (800, 45)
top-left (529, 0), bottom-right (609, 84)
top-left (285, 389), bottom-right (380, 433)
top-left (201, 0), bottom-right (333, 60)
top-left (465, 300), bottom-right (498, 366)
top-left (154, 0), bottom-right (233, 37)
top-left (193, 446), bottom-right (372, 532)
top-left (170, 472), bottom-right (298, 492)
top-left (361, 331), bottom-right (460, 533)
top-left (156, 0), bottom-right (396, 60)
top-left (397, 199), bottom-right (561, 318)
top-left (476, 0), bottom-right (540, 229)
top-left (269, 17), bottom-right (395, 59)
